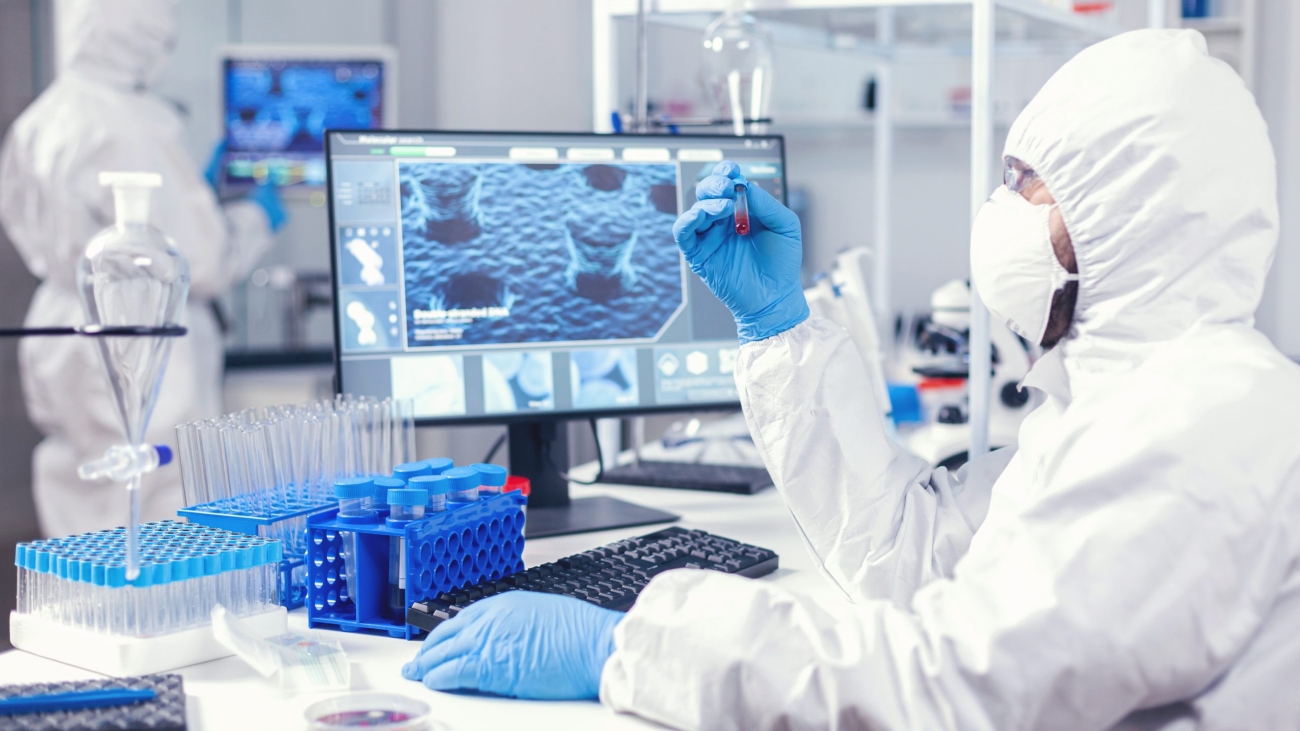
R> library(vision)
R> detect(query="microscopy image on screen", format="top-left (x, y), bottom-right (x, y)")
top-left (339, 290), bottom-right (401, 352)
top-left (570, 348), bottom-right (640, 408)
top-left (223, 59), bottom-right (385, 188)
top-left (399, 161), bottom-right (685, 348)
top-left (338, 224), bottom-right (398, 287)
top-left (483, 351), bottom-right (554, 413)
top-left (391, 354), bottom-right (467, 418)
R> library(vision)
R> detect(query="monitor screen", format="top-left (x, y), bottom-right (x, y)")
top-left (327, 131), bottom-right (786, 425)
top-left (221, 49), bottom-right (393, 191)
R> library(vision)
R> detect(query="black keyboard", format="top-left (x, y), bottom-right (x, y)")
top-left (598, 460), bottom-right (774, 495)
top-left (407, 526), bottom-right (779, 631)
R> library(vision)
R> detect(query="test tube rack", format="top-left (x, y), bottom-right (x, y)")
top-left (306, 491), bottom-right (526, 639)
top-left (179, 494), bottom-right (335, 609)
top-left (10, 521), bottom-right (289, 677)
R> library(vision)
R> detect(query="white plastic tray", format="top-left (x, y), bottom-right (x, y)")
top-left (10, 608), bottom-right (288, 677)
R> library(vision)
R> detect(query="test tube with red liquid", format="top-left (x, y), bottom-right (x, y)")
top-left (734, 184), bottom-right (751, 235)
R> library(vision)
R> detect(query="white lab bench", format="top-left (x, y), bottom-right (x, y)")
top-left (0, 478), bottom-right (834, 730)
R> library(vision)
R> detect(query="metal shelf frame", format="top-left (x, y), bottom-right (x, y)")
top-left (592, 0), bottom-right (1155, 459)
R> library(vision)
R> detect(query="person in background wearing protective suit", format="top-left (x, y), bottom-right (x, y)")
top-left (0, 0), bottom-right (284, 538)
top-left (402, 29), bottom-right (1300, 730)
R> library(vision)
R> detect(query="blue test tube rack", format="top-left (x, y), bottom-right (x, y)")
top-left (179, 495), bottom-right (335, 609)
top-left (305, 491), bottom-right (526, 639)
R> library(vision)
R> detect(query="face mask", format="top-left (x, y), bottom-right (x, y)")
top-left (969, 186), bottom-right (1078, 344)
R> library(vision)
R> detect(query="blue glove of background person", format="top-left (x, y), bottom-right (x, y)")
top-left (249, 180), bottom-right (288, 232)
top-left (672, 160), bottom-right (809, 343)
top-left (203, 140), bottom-right (226, 191)
top-left (401, 591), bottom-right (623, 700)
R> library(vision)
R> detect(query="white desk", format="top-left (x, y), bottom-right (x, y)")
top-left (0, 480), bottom-right (833, 730)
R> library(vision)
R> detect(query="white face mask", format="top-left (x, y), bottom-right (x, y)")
top-left (969, 186), bottom-right (1079, 344)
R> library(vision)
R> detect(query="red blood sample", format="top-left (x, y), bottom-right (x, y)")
top-left (733, 183), bottom-right (750, 235)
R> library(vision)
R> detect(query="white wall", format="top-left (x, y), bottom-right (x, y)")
top-left (1253, 0), bottom-right (1299, 355)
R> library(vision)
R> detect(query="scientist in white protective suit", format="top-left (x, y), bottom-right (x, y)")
top-left (401, 29), bottom-right (1300, 730)
top-left (0, 0), bottom-right (279, 537)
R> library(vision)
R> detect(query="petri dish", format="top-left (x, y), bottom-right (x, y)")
top-left (304, 693), bottom-right (439, 731)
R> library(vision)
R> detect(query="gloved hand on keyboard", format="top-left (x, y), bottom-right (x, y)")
top-left (402, 590), bottom-right (623, 699)
top-left (672, 160), bottom-right (809, 343)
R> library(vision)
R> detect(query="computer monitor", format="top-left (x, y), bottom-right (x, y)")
top-left (326, 130), bottom-right (787, 535)
top-left (218, 46), bottom-right (397, 193)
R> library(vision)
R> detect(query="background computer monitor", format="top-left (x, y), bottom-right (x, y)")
top-left (327, 130), bottom-right (787, 535)
top-left (219, 45), bottom-right (397, 193)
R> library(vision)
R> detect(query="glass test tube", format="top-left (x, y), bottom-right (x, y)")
top-left (734, 183), bottom-right (750, 235)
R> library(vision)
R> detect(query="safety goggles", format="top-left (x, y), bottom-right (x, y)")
top-left (1003, 156), bottom-right (1039, 194)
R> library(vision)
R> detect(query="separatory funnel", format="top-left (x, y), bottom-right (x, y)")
top-left (77, 172), bottom-right (190, 580)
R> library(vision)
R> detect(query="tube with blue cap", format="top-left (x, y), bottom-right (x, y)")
top-left (443, 466), bottom-right (481, 503)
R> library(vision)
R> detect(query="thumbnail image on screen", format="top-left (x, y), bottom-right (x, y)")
top-left (399, 162), bottom-right (684, 348)
top-left (223, 58), bottom-right (385, 189)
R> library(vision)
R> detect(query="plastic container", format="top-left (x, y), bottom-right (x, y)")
top-left (373, 477), bottom-right (406, 509)
top-left (386, 487), bottom-right (429, 613)
top-left (443, 467), bottom-right (480, 503)
top-left (410, 475), bottom-right (449, 512)
top-left (422, 457), bottom-right (454, 475)
top-left (470, 463), bottom-right (508, 496)
top-left (504, 475), bottom-right (531, 514)
top-left (304, 693), bottom-right (435, 731)
top-left (334, 478), bottom-right (377, 518)
top-left (392, 461), bottom-right (432, 484)
top-left (332, 478), bottom-right (376, 606)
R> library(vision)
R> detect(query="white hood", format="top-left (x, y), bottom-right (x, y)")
top-left (55, 0), bottom-right (176, 90)
top-left (1004, 30), bottom-right (1277, 369)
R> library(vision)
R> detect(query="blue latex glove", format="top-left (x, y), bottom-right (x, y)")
top-left (249, 181), bottom-right (287, 232)
top-left (203, 140), bottom-right (226, 191)
top-left (401, 591), bottom-right (623, 699)
top-left (672, 160), bottom-right (809, 343)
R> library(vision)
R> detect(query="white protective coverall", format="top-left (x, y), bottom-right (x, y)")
top-left (0, 0), bottom-right (271, 537)
top-left (602, 30), bottom-right (1300, 731)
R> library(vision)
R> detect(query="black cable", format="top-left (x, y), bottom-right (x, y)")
top-left (545, 418), bottom-right (607, 485)
top-left (482, 429), bottom-right (508, 464)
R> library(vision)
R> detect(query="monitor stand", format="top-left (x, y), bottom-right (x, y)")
top-left (509, 421), bottom-right (678, 539)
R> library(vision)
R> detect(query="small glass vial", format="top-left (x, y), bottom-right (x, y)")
top-left (410, 475), bottom-right (450, 512)
top-left (393, 461), bottom-right (432, 484)
top-left (470, 463), bottom-right (508, 496)
top-left (443, 466), bottom-right (481, 503)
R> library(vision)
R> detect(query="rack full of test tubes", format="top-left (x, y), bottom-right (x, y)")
top-left (306, 461), bottom-right (525, 639)
top-left (13, 521), bottom-right (282, 638)
top-left (176, 396), bottom-right (415, 608)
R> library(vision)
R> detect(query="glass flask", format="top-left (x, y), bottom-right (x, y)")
top-left (700, 0), bottom-right (775, 135)
top-left (77, 172), bottom-right (190, 579)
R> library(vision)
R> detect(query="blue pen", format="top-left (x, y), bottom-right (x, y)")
top-left (0, 687), bottom-right (156, 715)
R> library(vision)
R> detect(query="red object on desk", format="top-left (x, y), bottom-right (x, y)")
top-left (504, 475), bottom-right (531, 498)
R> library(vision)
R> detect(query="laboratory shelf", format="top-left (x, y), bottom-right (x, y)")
top-left (593, 0), bottom-right (1155, 461)
top-left (1179, 15), bottom-right (1241, 32)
